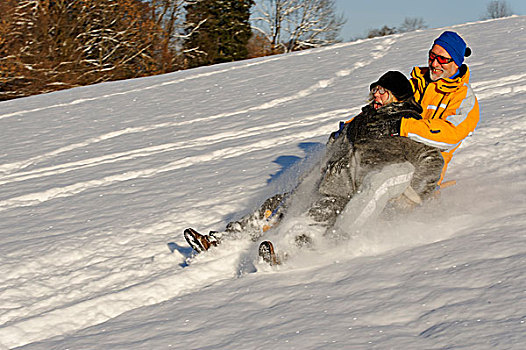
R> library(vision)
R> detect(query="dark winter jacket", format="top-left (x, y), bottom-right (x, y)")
top-left (319, 101), bottom-right (444, 201)
top-left (225, 101), bottom-right (445, 236)
top-left (348, 100), bottom-right (423, 142)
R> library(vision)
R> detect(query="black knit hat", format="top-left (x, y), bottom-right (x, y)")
top-left (370, 71), bottom-right (413, 101)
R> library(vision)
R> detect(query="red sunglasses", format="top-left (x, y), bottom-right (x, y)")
top-left (429, 50), bottom-right (454, 65)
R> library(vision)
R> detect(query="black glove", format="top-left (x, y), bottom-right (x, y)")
top-left (364, 116), bottom-right (402, 138)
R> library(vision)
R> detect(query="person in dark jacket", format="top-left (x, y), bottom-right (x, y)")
top-left (184, 71), bottom-right (444, 253)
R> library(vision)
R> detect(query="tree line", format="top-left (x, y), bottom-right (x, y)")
top-left (0, 0), bottom-right (345, 100)
top-left (0, 0), bottom-right (514, 101)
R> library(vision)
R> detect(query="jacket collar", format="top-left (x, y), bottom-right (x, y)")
top-left (412, 65), bottom-right (471, 93)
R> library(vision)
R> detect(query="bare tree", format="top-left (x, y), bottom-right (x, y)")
top-left (253, 0), bottom-right (345, 53)
top-left (0, 0), bottom-right (44, 99)
top-left (149, 0), bottom-right (187, 70)
top-left (0, 0), bottom-right (180, 100)
top-left (364, 17), bottom-right (426, 39)
top-left (367, 25), bottom-right (397, 39)
top-left (398, 17), bottom-right (427, 33)
top-left (252, 0), bottom-right (290, 53)
top-left (484, 0), bottom-right (513, 19)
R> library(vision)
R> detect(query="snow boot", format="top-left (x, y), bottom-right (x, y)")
top-left (184, 228), bottom-right (218, 253)
top-left (258, 240), bottom-right (280, 266)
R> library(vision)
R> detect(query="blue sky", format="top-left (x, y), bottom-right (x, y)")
top-left (335, 0), bottom-right (525, 40)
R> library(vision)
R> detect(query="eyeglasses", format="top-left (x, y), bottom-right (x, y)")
top-left (429, 50), bottom-right (453, 65)
top-left (371, 86), bottom-right (388, 95)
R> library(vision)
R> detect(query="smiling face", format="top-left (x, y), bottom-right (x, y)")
top-left (428, 44), bottom-right (459, 81)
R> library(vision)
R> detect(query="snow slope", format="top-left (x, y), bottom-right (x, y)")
top-left (1, 16), bottom-right (525, 349)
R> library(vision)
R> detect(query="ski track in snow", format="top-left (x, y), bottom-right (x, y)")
top-left (0, 70), bottom-right (521, 213)
top-left (471, 73), bottom-right (526, 99)
top-left (0, 38), bottom-right (397, 208)
top-left (0, 53), bottom-right (293, 121)
top-left (0, 37), bottom-right (396, 348)
top-left (1, 18), bottom-right (525, 349)
top-left (0, 108), bottom-right (354, 210)
top-left (0, 37), bottom-right (385, 122)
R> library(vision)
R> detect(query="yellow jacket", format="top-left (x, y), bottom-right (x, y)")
top-left (401, 65), bottom-right (480, 181)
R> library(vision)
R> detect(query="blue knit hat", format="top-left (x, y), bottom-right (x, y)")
top-left (433, 31), bottom-right (472, 67)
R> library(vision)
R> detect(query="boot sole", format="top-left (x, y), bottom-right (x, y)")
top-left (258, 240), bottom-right (280, 266)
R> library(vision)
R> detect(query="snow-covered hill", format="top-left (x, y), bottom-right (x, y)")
top-left (1, 16), bottom-right (525, 350)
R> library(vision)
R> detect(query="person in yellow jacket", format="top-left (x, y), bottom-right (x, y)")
top-left (344, 32), bottom-right (479, 184)
top-left (404, 31), bottom-right (480, 183)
